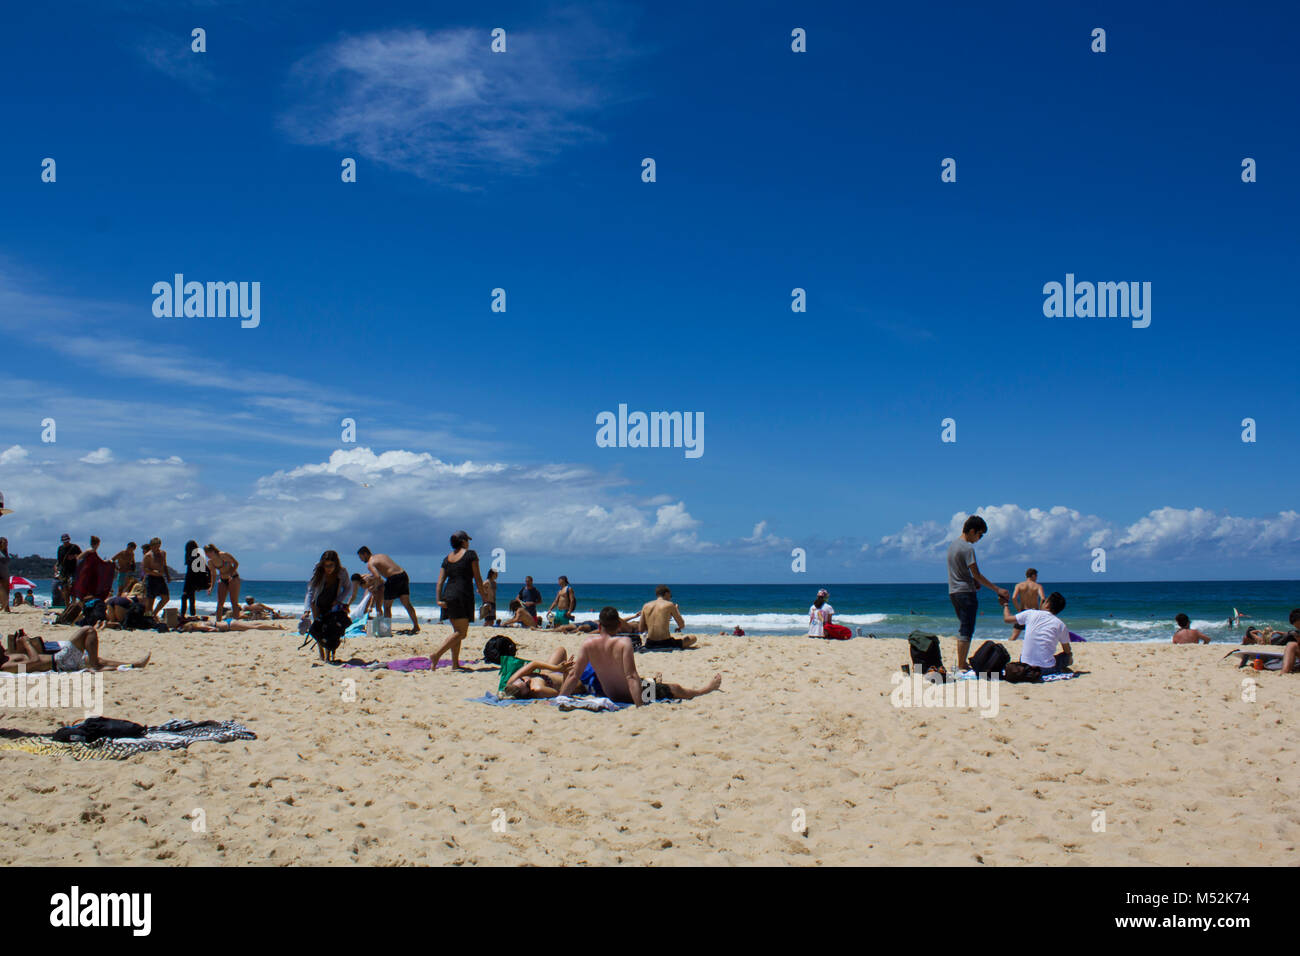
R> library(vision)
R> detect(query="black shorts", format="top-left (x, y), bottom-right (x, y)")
top-left (642, 679), bottom-right (675, 701)
top-left (950, 591), bottom-right (978, 639)
top-left (384, 571), bottom-right (410, 600)
top-left (645, 638), bottom-right (685, 650)
top-left (146, 576), bottom-right (169, 600)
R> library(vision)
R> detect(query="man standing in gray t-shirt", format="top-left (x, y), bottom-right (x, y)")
top-left (947, 514), bottom-right (1010, 671)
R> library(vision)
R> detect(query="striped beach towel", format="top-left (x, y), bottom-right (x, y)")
top-left (0, 719), bottom-right (256, 760)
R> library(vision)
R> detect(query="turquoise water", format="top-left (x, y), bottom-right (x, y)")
top-left (26, 578), bottom-right (1297, 642)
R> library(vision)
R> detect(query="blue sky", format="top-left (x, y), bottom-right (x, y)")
top-left (2, 0), bottom-right (1297, 583)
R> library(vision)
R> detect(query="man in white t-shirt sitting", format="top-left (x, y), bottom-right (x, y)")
top-left (1001, 591), bottom-right (1073, 674)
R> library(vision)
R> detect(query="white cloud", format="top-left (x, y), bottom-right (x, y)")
top-left (875, 503), bottom-right (1300, 568)
top-left (279, 21), bottom-right (627, 183)
top-left (79, 448), bottom-right (114, 465)
top-left (0, 446), bottom-right (29, 465)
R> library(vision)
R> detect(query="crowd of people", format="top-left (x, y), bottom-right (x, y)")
top-left (10, 517), bottom-right (1300, 685)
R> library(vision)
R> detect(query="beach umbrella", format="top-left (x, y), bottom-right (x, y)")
top-left (8, 576), bottom-right (35, 590)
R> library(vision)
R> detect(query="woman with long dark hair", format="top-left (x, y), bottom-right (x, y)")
top-left (302, 550), bottom-right (350, 626)
top-left (181, 540), bottom-right (209, 617)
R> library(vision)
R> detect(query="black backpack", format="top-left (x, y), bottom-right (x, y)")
top-left (483, 635), bottom-right (518, 665)
top-left (907, 630), bottom-right (944, 672)
top-left (122, 602), bottom-right (151, 631)
top-left (54, 717), bottom-right (145, 743)
top-left (969, 640), bottom-right (1010, 675)
top-left (77, 600), bottom-right (107, 627)
top-left (307, 609), bottom-right (351, 653)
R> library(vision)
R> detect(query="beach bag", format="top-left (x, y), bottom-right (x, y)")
top-left (56, 599), bottom-right (84, 626)
top-left (483, 635), bottom-right (518, 665)
top-left (77, 600), bottom-right (107, 627)
top-left (969, 641), bottom-right (1010, 675)
top-left (823, 622), bottom-right (852, 640)
top-left (53, 717), bottom-right (145, 743)
top-left (907, 630), bottom-right (944, 672)
top-left (122, 602), bottom-right (151, 630)
top-left (367, 616), bottom-right (392, 638)
top-left (1003, 661), bottom-right (1042, 683)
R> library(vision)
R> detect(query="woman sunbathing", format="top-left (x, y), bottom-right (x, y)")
top-left (180, 619), bottom-right (282, 632)
top-left (2, 625), bottom-right (150, 673)
top-left (500, 647), bottom-right (575, 699)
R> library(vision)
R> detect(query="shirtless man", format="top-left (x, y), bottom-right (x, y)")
top-left (1172, 613), bottom-right (1211, 644)
top-left (557, 607), bottom-right (720, 705)
top-left (110, 541), bottom-right (137, 596)
top-left (1009, 568), bottom-right (1045, 641)
top-left (638, 585), bottom-right (696, 649)
top-left (356, 547), bottom-right (419, 634)
top-left (242, 597), bottom-right (283, 620)
top-left (2, 625), bottom-right (150, 673)
top-left (555, 612), bottom-right (640, 635)
top-left (142, 538), bottom-right (171, 617)
top-left (548, 575), bottom-right (576, 626)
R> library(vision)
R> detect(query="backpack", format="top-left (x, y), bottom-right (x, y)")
top-left (969, 641), bottom-right (1010, 675)
top-left (907, 630), bottom-right (944, 672)
top-left (56, 599), bottom-right (84, 626)
top-left (483, 635), bottom-right (518, 665)
top-left (1003, 661), bottom-right (1042, 683)
top-left (307, 609), bottom-right (351, 653)
top-left (53, 717), bottom-right (146, 743)
top-left (122, 603), bottom-right (152, 630)
top-left (76, 600), bottom-right (107, 627)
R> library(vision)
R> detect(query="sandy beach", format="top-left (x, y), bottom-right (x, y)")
top-left (1, 605), bottom-right (1296, 866)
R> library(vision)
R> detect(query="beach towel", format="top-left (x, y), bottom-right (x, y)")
top-left (386, 657), bottom-right (483, 672)
top-left (0, 719), bottom-right (255, 760)
top-left (1040, 671), bottom-right (1081, 682)
top-left (71, 553), bottom-right (116, 601)
top-left (466, 693), bottom-right (538, 707)
top-left (551, 695), bottom-right (622, 712)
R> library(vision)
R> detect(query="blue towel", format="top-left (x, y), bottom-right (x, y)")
top-left (467, 693), bottom-right (537, 706)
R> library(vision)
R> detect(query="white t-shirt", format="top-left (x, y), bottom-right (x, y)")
top-left (1016, 609), bottom-right (1068, 668)
top-left (808, 603), bottom-right (833, 637)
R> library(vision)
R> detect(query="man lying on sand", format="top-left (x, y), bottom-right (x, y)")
top-left (499, 647), bottom-right (576, 699)
top-left (554, 612), bottom-right (641, 635)
top-left (2, 625), bottom-right (150, 672)
top-left (557, 607), bottom-right (721, 705)
top-left (638, 585), bottom-right (697, 649)
top-left (243, 597), bottom-right (285, 620)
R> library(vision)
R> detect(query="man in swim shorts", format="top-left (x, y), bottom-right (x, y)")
top-left (548, 575), bottom-right (576, 626)
top-left (557, 607), bottom-right (721, 705)
top-left (1009, 568), bottom-right (1044, 640)
top-left (1, 625), bottom-right (151, 673)
top-left (638, 585), bottom-right (696, 649)
top-left (356, 547), bottom-right (420, 634)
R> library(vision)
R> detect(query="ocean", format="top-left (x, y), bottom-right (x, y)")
top-left (21, 578), bottom-right (1298, 642)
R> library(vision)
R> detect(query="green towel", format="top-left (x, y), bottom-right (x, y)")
top-left (497, 655), bottom-right (531, 694)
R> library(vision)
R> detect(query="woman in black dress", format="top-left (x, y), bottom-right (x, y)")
top-left (431, 531), bottom-right (483, 670)
top-left (181, 540), bottom-right (210, 618)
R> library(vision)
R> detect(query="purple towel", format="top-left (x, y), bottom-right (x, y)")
top-left (386, 657), bottom-right (481, 672)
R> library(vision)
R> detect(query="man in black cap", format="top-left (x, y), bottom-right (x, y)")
top-left (56, 533), bottom-right (81, 604)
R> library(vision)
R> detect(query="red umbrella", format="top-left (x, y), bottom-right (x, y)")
top-left (8, 576), bottom-right (35, 590)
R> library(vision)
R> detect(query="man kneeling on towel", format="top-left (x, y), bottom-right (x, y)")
top-left (1002, 591), bottom-right (1073, 675)
top-left (557, 607), bottom-right (721, 705)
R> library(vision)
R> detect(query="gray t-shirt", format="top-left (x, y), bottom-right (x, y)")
top-left (947, 538), bottom-right (977, 594)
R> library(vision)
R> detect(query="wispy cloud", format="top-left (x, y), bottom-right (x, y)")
top-left (279, 18), bottom-right (631, 183)
top-left (134, 27), bottom-right (218, 92)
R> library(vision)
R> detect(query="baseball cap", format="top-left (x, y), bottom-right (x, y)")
top-left (61, 532), bottom-right (71, 541)
top-left (454, 530), bottom-right (472, 541)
